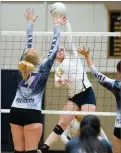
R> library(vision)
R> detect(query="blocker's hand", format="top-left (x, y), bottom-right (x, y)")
top-left (24, 8), bottom-right (38, 22)
top-left (53, 15), bottom-right (67, 26)
top-left (77, 46), bottom-right (90, 58)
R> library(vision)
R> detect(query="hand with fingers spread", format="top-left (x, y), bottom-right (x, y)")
top-left (24, 8), bottom-right (38, 22)
top-left (77, 47), bottom-right (94, 67)
top-left (53, 15), bottom-right (67, 26)
top-left (77, 47), bottom-right (90, 58)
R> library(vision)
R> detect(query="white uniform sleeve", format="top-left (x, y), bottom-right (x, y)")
top-left (61, 126), bottom-right (70, 144)
top-left (64, 21), bottom-right (78, 57)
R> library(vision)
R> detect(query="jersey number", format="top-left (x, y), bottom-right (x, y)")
top-left (20, 72), bottom-right (41, 89)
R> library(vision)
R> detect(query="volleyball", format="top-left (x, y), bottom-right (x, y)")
top-left (50, 2), bottom-right (67, 17)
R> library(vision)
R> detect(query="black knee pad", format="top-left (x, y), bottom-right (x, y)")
top-left (26, 150), bottom-right (37, 153)
top-left (14, 151), bottom-right (25, 153)
top-left (53, 124), bottom-right (64, 135)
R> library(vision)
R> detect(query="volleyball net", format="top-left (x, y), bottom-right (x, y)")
top-left (1, 31), bottom-right (121, 116)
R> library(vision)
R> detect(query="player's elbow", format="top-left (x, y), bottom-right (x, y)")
top-left (55, 81), bottom-right (61, 87)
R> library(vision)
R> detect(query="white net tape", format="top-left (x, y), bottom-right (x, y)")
top-left (1, 31), bottom-right (121, 36)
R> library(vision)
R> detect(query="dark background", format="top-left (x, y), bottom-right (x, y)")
top-left (109, 11), bottom-right (121, 57)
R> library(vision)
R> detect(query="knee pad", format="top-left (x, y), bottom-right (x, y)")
top-left (53, 124), bottom-right (64, 135)
top-left (14, 151), bottom-right (25, 153)
top-left (26, 150), bottom-right (37, 153)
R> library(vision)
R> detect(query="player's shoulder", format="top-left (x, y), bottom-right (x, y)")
top-left (98, 136), bottom-right (112, 151)
top-left (67, 137), bottom-right (80, 146)
top-left (66, 137), bottom-right (82, 153)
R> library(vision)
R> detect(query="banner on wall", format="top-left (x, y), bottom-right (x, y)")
top-left (109, 11), bottom-right (121, 58)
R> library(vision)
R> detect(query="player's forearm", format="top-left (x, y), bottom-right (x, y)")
top-left (47, 24), bottom-right (61, 59)
top-left (85, 55), bottom-right (94, 68)
top-left (26, 21), bottom-right (33, 49)
top-left (86, 56), bottom-right (114, 86)
top-left (65, 21), bottom-right (72, 33)
top-left (65, 21), bottom-right (78, 57)
top-left (41, 24), bottom-right (61, 71)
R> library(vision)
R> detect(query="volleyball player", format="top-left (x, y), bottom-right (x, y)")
top-left (40, 16), bottom-right (97, 151)
top-left (65, 115), bottom-right (113, 153)
top-left (9, 8), bottom-right (67, 153)
top-left (61, 116), bottom-right (108, 144)
top-left (78, 47), bottom-right (121, 153)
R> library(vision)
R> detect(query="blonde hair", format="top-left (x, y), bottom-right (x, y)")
top-left (18, 48), bottom-right (40, 80)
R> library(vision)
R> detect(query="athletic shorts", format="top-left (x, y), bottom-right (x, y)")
top-left (68, 87), bottom-right (96, 108)
top-left (113, 127), bottom-right (121, 139)
top-left (9, 107), bottom-right (43, 126)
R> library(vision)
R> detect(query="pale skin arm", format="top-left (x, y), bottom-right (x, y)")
top-left (64, 20), bottom-right (78, 57)
top-left (77, 47), bottom-right (115, 89)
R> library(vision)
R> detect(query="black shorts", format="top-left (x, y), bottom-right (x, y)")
top-left (9, 107), bottom-right (43, 126)
top-left (68, 87), bottom-right (96, 108)
top-left (113, 127), bottom-right (121, 139)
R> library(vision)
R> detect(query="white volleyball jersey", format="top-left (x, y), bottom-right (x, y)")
top-left (55, 22), bottom-right (92, 98)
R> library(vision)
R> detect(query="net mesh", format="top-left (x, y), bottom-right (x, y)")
top-left (1, 31), bottom-right (121, 116)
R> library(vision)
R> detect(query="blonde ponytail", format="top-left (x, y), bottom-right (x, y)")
top-left (18, 61), bottom-right (35, 80)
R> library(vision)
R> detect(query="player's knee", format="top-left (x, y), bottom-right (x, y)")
top-left (14, 151), bottom-right (25, 153)
top-left (53, 124), bottom-right (64, 135)
top-left (58, 120), bottom-right (69, 129)
top-left (25, 150), bottom-right (37, 153)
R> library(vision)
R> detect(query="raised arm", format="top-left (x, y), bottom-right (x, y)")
top-left (64, 21), bottom-right (78, 57)
top-left (41, 16), bottom-right (67, 72)
top-left (21, 9), bottom-right (38, 60)
top-left (77, 47), bottom-right (120, 90)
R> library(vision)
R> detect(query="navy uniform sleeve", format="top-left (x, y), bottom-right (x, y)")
top-left (41, 24), bottom-right (61, 72)
top-left (20, 21), bottom-right (33, 60)
top-left (99, 138), bottom-right (113, 153)
top-left (65, 141), bottom-right (71, 153)
top-left (90, 65), bottom-right (121, 91)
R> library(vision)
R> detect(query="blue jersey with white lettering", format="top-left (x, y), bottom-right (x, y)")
top-left (90, 66), bottom-right (121, 128)
top-left (11, 21), bottom-right (61, 111)
top-left (66, 137), bottom-right (112, 153)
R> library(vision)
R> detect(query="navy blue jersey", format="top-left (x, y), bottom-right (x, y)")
top-left (65, 137), bottom-right (112, 153)
top-left (90, 66), bottom-right (121, 128)
top-left (12, 21), bottom-right (61, 110)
